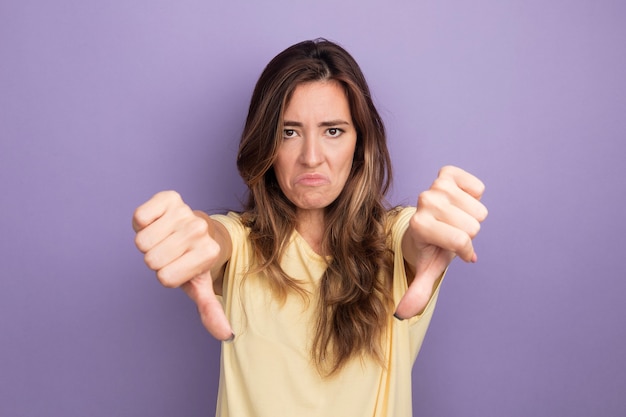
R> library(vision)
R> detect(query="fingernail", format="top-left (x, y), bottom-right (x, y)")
top-left (393, 312), bottom-right (404, 321)
top-left (224, 333), bottom-right (235, 343)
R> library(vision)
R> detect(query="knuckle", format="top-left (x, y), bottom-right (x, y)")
top-left (468, 220), bottom-right (481, 238)
top-left (438, 165), bottom-right (456, 178)
top-left (156, 269), bottom-right (178, 288)
top-left (202, 239), bottom-right (221, 261)
top-left (159, 190), bottom-right (182, 202)
top-left (132, 207), bottom-right (149, 230)
top-left (452, 232), bottom-right (471, 253)
top-left (189, 241), bottom-right (220, 274)
top-left (134, 234), bottom-right (144, 251)
top-left (189, 216), bottom-right (209, 236)
top-left (409, 210), bottom-right (427, 231)
top-left (478, 205), bottom-right (489, 222)
top-left (156, 190), bottom-right (185, 213)
top-left (173, 204), bottom-right (194, 224)
top-left (476, 180), bottom-right (486, 197)
top-left (417, 190), bottom-right (433, 207)
top-left (430, 178), bottom-right (444, 192)
top-left (134, 233), bottom-right (149, 252)
top-left (431, 177), bottom-right (453, 193)
top-left (417, 189), bottom-right (445, 212)
top-left (143, 251), bottom-right (160, 270)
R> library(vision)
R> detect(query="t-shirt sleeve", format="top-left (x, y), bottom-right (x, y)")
top-left (208, 212), bottom-right (248, 303)
top-left (210, 211), bottom-right (246, 243)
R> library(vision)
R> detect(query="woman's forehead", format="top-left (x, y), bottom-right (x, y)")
top-left (283, 80), bottom-right (352, 123)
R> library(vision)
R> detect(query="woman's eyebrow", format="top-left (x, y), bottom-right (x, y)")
top-left (283, 120), bottom-right (303, 127)
top-left (319, 120), bottom-right (350, 127)
top-left (282, 120), bottom-right (350, 127)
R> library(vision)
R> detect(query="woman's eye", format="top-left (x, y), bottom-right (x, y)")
top-left (283, 129), bottom-right (296, 138)
top-left (327, 128), bottom-right (343, 137)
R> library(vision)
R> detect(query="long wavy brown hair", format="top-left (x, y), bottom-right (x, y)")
top-left (236, 39), bottom-right (395, 375)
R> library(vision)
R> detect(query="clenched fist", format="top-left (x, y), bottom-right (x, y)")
top-left (132, 191), bottom-right (234, 341)
top-left (395, 166), bottom-right (488, 319)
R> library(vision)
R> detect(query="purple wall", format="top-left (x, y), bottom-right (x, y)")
top-left (2, 1), bottom-right (624, 416)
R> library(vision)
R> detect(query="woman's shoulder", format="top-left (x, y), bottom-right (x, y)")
top-left (210, 211), bottom-right (249, 238)
top-left (384, 206), bottom-right (416, 249)
top-left (386, 206), bottom-right (416, 229)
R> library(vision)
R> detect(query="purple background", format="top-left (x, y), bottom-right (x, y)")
top-left (2, 0), bottom-right (625, 416)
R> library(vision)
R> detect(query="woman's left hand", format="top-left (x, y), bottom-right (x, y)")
top-left (394, 166), bottom-right (488, 319)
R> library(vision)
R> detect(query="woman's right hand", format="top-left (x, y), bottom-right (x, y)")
top-left (132, 191), bottom-right (234, 341)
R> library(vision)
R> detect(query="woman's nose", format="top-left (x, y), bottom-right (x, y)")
top-left (300, 136), bottom-right (324, 166)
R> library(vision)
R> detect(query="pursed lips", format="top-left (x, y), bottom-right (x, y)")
top-left (294, 173), bottom-right (330, 186)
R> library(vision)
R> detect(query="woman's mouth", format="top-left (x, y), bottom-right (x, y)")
top-left (294, 173), bottom-right (330, 186)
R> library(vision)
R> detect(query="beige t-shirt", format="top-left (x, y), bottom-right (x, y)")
top-left (212, 207), bottom-right (442, 417)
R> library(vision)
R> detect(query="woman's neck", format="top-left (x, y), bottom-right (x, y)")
top-left (295, 209), bottom-right (325, 255)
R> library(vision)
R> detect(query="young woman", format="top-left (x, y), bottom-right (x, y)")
top-left (133, 39), bottom-right (487, 417)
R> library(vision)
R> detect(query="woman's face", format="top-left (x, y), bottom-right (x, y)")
top-left (273, 80), bottom-right (357, 219)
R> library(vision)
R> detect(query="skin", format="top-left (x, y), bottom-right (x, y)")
top-left (132, 82), bottom-right (488, 340)
top-left (273, 80), bottom-right (357, 254)
top-left (397, 165), bottom-right (488, 319)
